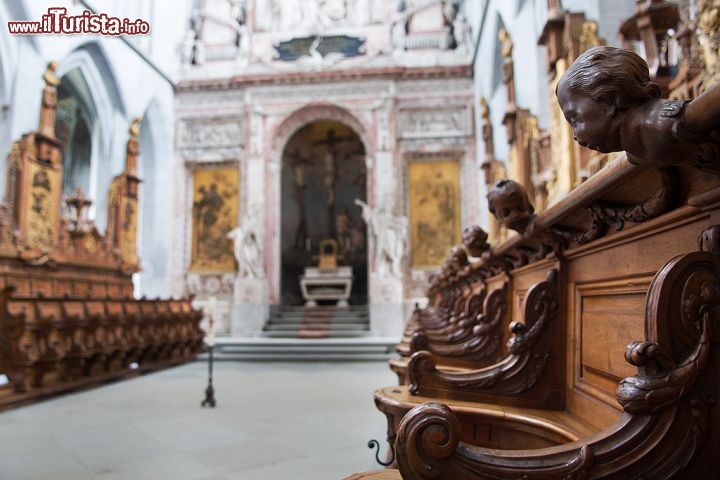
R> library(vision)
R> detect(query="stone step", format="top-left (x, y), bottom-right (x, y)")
top-left (266, 318), bottom-right (370, 326)
top-left (264, 324), bottom-right (370, 331)
top-left (261, 330), bottom-right (373, 338)
top-left (267, 313), bottom-right (370, 318)
top-left (207, 337), bottom-right (397, 361)
top-left (269, 307), bottom-right (369, 316)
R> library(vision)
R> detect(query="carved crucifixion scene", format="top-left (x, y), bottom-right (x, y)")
top-left (1, 0), bottom-right (719, 478)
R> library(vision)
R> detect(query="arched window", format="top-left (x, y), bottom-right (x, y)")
top-left (55, 68), bottom-right (96, 197)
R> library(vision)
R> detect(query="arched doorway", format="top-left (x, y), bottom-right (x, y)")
top-left (280, 120), bottom-right (368, 306)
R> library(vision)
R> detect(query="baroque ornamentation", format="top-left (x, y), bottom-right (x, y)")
top-left (557, 46), bottom-right (720, 175)
top-left (408, 270), bottom-right (559, 403)
top-left (397, 108), bottom-right (470, 139)
top-left (394, 243), bottom-right (720, 479)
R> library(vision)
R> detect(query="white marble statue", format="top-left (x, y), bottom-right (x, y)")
top-left (355, 199), bottom-right (407, 278)
top-left (228, 206), bottom-right (264, 279)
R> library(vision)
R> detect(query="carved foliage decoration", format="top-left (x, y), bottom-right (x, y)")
top-left (25, 160), bottom-right (61, 251)
top-left (178, 117), bottom-right (244, 161)
top-left (585, 167), bottom-right (680, 233)
top-left (398, 108), bottom-right (469, 139)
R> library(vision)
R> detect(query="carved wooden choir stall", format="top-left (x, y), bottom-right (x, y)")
top-left (348, 1), bottom-right (720, 479)
top-left (0, 62), bottom-right (204, 409)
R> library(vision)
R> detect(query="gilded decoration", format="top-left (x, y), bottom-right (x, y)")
top-left (25, 161), bottom-right (61, 250)
top-left (191, 168), bottom-right (239, 272)
top-left (547, 58), bottom-right (577, 205)
top-left (698, 0), bottom-right (720, 85)
top-left (408, 161), bottom-right (461, 267)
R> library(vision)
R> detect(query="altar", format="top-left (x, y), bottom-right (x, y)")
top-left (299, 266), bottom-right (354, 307)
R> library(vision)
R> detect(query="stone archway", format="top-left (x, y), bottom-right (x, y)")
top-left (265, 103), bottom-right (375, 305)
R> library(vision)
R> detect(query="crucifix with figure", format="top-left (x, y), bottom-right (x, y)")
top-left (313, 129), bottom-right (353, 239)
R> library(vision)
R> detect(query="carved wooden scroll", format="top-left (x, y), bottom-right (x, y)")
top-left (395, 240), bottom-right (719, 480)
top-left (407, 270), bottom-right (561, 408)
top-left (409, 283), bottom-right (505, 364)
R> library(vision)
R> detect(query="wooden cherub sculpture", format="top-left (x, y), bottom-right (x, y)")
top-left (461, 225), bottom-right (490, 258)
top-left (487, 179), bottom-right (567, 263)
top-left (556, 46), bottom-right (720, 175)
top-left (487, 179), bottom-right (535, 234)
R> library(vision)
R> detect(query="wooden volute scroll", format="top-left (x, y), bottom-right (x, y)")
top-left (407, 269), bottom-right (562, 409)
top-left (394, 232), bottom-right (720, 480)
top-left (409, 284), bottom-right (501, 363)
top-left (106, 118), bottom-right (142, 271)
top-left (5, 62), bottom-right (64, 252)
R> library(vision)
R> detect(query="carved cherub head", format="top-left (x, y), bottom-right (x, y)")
top-left (487, 179), bottom-right (535, 233)
top-left (444, 244), bottom-right (469, 272)
top-left (556, 46), bottom-right (661, 154)
top-left (462, 225), bottom-right (490, 257)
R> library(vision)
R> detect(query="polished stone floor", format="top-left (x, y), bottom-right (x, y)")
top-left (0, 361), bottom-right (396, 480)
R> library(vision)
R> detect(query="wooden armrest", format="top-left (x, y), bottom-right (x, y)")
top-left (342, 470), bottom-right (402, 480)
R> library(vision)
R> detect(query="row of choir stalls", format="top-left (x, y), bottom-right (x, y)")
top-left (347, 0), bottom-right (720, 478)
top-left (0, 63), bottom-right (203, 409)
top-left (480, 0), bottom-right (719, 247)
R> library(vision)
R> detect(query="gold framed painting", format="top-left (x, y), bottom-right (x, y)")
top-left (408, 160), bottom-right (461, 267)
top-left (190, 168), bottom-right (239, 271)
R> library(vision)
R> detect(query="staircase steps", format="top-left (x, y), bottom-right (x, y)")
top-left (263, 304), bottom-right (371, 339)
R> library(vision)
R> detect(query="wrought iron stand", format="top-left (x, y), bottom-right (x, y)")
top-left (201, 345), bottom-right (216, 408)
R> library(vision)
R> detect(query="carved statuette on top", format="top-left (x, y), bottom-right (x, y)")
top-left (557, 46), bottom-right (720, 175)
top-left (461, 225), bottom-right (490, 258)
top-left (487, 179), bottom-right (535, 234)
top-left (106, 118), bottom-right (142, 270)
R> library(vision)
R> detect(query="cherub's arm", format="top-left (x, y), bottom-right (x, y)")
top-left (684, 82), bottom-right (720, 135)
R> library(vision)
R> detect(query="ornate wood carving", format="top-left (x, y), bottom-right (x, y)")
top-left (394, 245), bottom-right (719, 480)
top-left (410, 283), bottom-right (505, 363)
top-left (407, 270), bottom-right (561, 407)
top-left (0, 287), bottom-right (204, 407)
top-left (557, 46), bottom-right (720, 176)
top-left (585, 167), bottom-right (680, 232)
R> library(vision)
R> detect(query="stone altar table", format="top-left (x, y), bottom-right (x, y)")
top-left (300, 266), bottom-right (354, 307)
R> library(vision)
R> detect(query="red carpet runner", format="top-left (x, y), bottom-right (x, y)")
top-left (297, 306), bottom-right (334, 338)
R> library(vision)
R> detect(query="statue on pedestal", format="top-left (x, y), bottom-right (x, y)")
top-left (355, 198), bottom-right (407, 278)
top-left (228, 206), bottom-right (264, 279)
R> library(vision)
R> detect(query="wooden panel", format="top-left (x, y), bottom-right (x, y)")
top-left (90, 283), bottom-right (107, 297)
top-left (581, 293), bottom-right (645, 380)
top-left (572, 277), bottom-right (652, 412)
top-left (107, 284), bottom-right (121, 297)
top-left (408, 160), bottom-right (461, 267)
top-left (10, 277), bottom-right (30, 295)
top-left (72, 282), bottom-right (90, 296)
top-left (32, 279), bottom-right (53, 294)
top-left (56, 280), bottom-right (72, 295)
